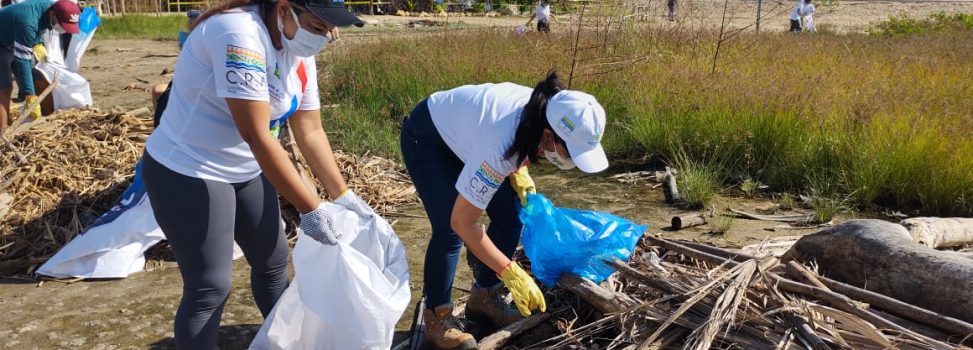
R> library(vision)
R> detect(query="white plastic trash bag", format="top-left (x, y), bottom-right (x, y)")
top-left (36, 62), bottom-right (94, 110)
top-left (35, 23), bottom-right (95, 110)
top-left (37, 161), bottom-right (243, 279)
top-left (66, 29), bottom-right (97, 74)
top-left (250, 204), bottom-right (411, 350)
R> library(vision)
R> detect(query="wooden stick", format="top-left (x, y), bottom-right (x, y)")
top-left (477, 313), bottom-right (551, 350)
top-left (785, 261), bottom-right (829, 290)
top-left (675, 240), bottom-right (752, 263)
top-left (121, 106), bottom-right (151, 118)
top-left (814, 272), bottom-right (973, 341)
top-left (662, 166), bottom-right (680, 204)
top-left (606, 258), bottom-right (687, 295)
top-left (557, 274), bottom-right (635, 314)
top-left (671, 213), bottom-right (706, 230)
top-left (3, 74), bottom-right (59, 141)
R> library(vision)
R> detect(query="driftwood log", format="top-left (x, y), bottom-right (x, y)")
top-left (477, 313), bottom-right (552, 350)
top-left (662, 167), bottom-right (680, 204)
top-left (670, 213), bottom-right (706, 230)
top-left (900, 217), bottom-right (973, 249)
top-left (784, 219), bottom-right (973, 324)
top-left (557, 274), bottom-right (636, 313)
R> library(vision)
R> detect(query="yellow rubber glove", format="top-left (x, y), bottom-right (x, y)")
top-left (33, 44), bottom-right (47, 63)
top-left (509, 166), bottom-right (536, 207)
top-left (22, 95), bottom-right (42, 121)
top-left (498, 261), bottom-right (546, 317)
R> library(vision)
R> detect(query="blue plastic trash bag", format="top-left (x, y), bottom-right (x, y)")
top-left (520, 193), bottom-right (648, 287)
top-left (79, 7), bottom-right (101, 34)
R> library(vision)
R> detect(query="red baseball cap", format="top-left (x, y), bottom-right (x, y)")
top-left (50, 0), bottom-right (82, 34)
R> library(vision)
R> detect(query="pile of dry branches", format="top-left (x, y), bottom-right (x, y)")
top-left (0, 109), bottom-right (416, 276)
top-left (466, 236), bottom-right (973, 350)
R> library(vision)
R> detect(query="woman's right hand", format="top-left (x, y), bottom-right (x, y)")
top-left (498, 261), bottom-right (547, 317)
top-left (299, 205), bottom-right (341, 245)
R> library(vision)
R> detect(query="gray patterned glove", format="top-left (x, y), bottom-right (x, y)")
top-left (299, 205), bottom-right (341, 245)
top-left (334, 189), bottom-right (375, 218)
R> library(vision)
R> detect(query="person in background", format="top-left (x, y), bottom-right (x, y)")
top-left (151, 9), bottom-right (201, 122)
top-left (667, 0), bottom-right (676, 21)
top-left (401, 71), bottom-right (609, 349)
top-left (140, 0), bottom-right (365, 347)
top-left (0, 0), bottom-right (81, 131)
top-left (802, 0), bottom-right (816, 32)
top-left (789, 0), bottom-right (804, 32)
top-left (525, 0), bottom-right (555, 33)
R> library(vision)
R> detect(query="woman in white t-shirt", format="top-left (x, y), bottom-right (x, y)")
top-left (401, 71), bottom-right (609, 349)
top-left (141, 0), bottom-right (365, 348)
top-left (801, 0), bottom-right (816, 32)
top-left (525, 0), bottom-right (555, 33)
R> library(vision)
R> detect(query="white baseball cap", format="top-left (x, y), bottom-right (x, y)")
top-left (545, 90), bottom-right (609, 173)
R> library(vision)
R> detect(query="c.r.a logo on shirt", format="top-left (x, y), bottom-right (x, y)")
top-left (469, 161), bottom-right (503, 198)
top-left (226, 70), bottom-right (267, 90)
top-left (225, 44), bottom-right (267, 92)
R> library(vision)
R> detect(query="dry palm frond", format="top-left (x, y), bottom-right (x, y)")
top-left (685, 259), bottom-right (759, 350)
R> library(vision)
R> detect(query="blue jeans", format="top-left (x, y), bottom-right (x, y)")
top-left (400, 99), bottom-right (523, 309)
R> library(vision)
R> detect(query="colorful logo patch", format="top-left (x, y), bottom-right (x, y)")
top-left (560, 115), bottom-right (576, 132)
top-left (226, 45), bottom-right (266, 72)
top-left (474, 162), bottom-right (504, 189)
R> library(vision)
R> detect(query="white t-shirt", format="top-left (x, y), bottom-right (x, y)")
top-left (535, 3), bottom-right (551, 22)
top-left (790, 1), bottom-right (804, 20)
top-left (802, 4), bottom-right (815, 18)
top-left (146, 6), bottom-right (321, 183)
top-left (426, 83), bottom-right (533, 210)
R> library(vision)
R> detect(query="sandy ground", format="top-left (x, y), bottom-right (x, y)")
top-left (2, 1), bottom-right (970, 348)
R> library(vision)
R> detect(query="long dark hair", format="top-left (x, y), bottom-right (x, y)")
top-left (190, 0), bottom-right (281, 49)
top-left (505, 71), bottom-right (566, 166)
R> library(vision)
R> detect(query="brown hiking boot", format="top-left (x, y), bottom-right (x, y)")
top-left (424, 304), bottom-right (477, 350)
top-left (466, 284), bottom-right (523, 327)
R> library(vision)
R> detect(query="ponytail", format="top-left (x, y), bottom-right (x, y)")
top-left (190, 0), bottom-right (278, 31)
top-left (505, 70), bottom-right (565, 166)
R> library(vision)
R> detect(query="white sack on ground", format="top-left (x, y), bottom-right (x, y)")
top-left (37, 165), bottom-right (244, 279)
top-left (250, 204), bottom-right (411, 350)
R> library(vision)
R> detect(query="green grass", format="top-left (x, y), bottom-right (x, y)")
top-left (710, 214), bottom-right (735, 235)
top-left (318, 22), bottom-right (973, 216)
top-left (98, 14), bottom-right (187, 40)
top-left (869, 12), bottom-right (973, 36)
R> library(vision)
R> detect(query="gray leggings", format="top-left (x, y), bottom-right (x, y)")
top-left (142, 153), bottom-right (289, 349)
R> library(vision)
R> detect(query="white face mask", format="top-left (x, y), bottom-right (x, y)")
top-left (278, 8), bottom-right (329, 58)
top-left (544, 149), bottom-right (576, 170)
top-left (53, 23), bottom-right (67, 34)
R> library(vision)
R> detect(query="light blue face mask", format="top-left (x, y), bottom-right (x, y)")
top-left (278, 8), bottom-right (329, 57)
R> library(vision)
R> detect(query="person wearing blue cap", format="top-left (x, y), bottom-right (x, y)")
top-left (140, 0), bottom-right (364, 348)
top-left (401, 71), bottom-right (610, 349)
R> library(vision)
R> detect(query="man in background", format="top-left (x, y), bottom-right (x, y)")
top-left (789, 0), bottom-right (804, 32)
top-left (0, 0), bottom-right (81, 131)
